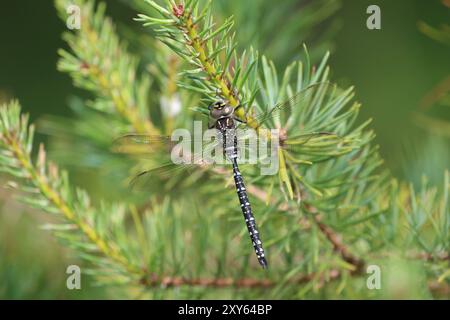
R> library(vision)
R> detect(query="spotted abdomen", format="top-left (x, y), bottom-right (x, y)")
top-left (232, 158), bottom-right (268, 269)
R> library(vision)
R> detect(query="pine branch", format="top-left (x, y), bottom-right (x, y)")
top-left (416, 7), bottom-right (450, 138)
top-left (128, 0), bottom-right (341, 66)
top-left (136, 0), bottom-right (258, 125)
top-left (56, 0), bottom-right (157, 134)
top-left (245, 180), bottom-right (365, 273)
top-left (133, 2), bottom-right (448, 296)
top-left (141, 269), bottom-right (342, 288)
top-left (0, 101), bottom-right (144, 285)
top-left (0, 101), bottom-right (365, 294)
top-left (138, 1), bottom-right (371, 199)
top-left (311, 214), bottom-right (365, 273)
top-left (418, 20), bottom-right (450, 47)
top-left (140, 272), bottom-right (448, 294)
top-left (2, 0), bottom-right (448, 299)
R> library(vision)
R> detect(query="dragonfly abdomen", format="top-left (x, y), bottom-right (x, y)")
top-left (232, 158), bottom-right (268, 269)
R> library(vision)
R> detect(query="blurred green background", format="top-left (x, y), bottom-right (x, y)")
top-left (0, 0), bottom-right (448, 299)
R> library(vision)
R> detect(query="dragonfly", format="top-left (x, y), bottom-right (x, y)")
top-left (115, 82), bottom-right (339, 269)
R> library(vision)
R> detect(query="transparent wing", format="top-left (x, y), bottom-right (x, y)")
top-left (233, 82), bottom-right (344, 160)
top-left (235, 131), bottom-right (339, 155)
top-left (239, 81), bottom-right (336, 129)
top-left (113, 134), bottom-right (200, 154)
top-left (116, 82), bottom-right (340, 186)
top-left (113, 133), bottom-right (222, 189)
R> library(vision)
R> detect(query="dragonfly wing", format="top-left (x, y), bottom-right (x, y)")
top-left (233, 82), bottom-right (345, 159)
top-left (239, 82), bottom-right (337, 129)
top-left (114, 134), bottom-right (173, 144)
top-left (281, 132), bottom-right (342, 154)
top-left (113, 134), bottom-right (176, 154)
top-left (113, 134), bottom-right (213, 156)
top-left (130, 162), bottom-right (199, 190)
top-left (234, 125), bottom-right (343, 168)
top-left (128, 139), bottom-right (222, 189)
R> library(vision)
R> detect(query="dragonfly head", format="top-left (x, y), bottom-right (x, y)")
top-left (208, 101), bottom-right (233, 119)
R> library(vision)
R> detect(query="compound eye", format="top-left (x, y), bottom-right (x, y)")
top-left (209, 101), bottom-right (220, 110)
top-left (211, 108), bottom-right (222, 119)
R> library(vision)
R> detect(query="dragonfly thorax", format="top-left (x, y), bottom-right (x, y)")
top-left (208, 100), bottom-right (234, 120)
top-left (208, 101), bottom-right (238, 159)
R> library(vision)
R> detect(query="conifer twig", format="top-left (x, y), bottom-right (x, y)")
top-left (0, 102), bottom-right (143, 280)
top-left (2, 0), bottom-right (447, 299)
top-left (246, 182), bottom-right (366, 272)
top-left (137, 0), bottom-right (261, 128)
top-left (141, 269), bottom-right (342, 288)
top-left (56, 0), bottom-right (157, 134)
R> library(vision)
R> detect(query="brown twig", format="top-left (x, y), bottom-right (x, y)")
top-left (411, 252), bottom-right (450, 262)
top-left (303, 203), bottom-right (365, 273)
top-left (141, 269), bottom-right (342, 288)
top-left (246, 183), bottom-right (366, 273)
top-left (428, 281), bottom-right (450, 296)
top-left (419, 75), bottom-right (450, 110)
top-left (134, 171), bottom-right (362, 289)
